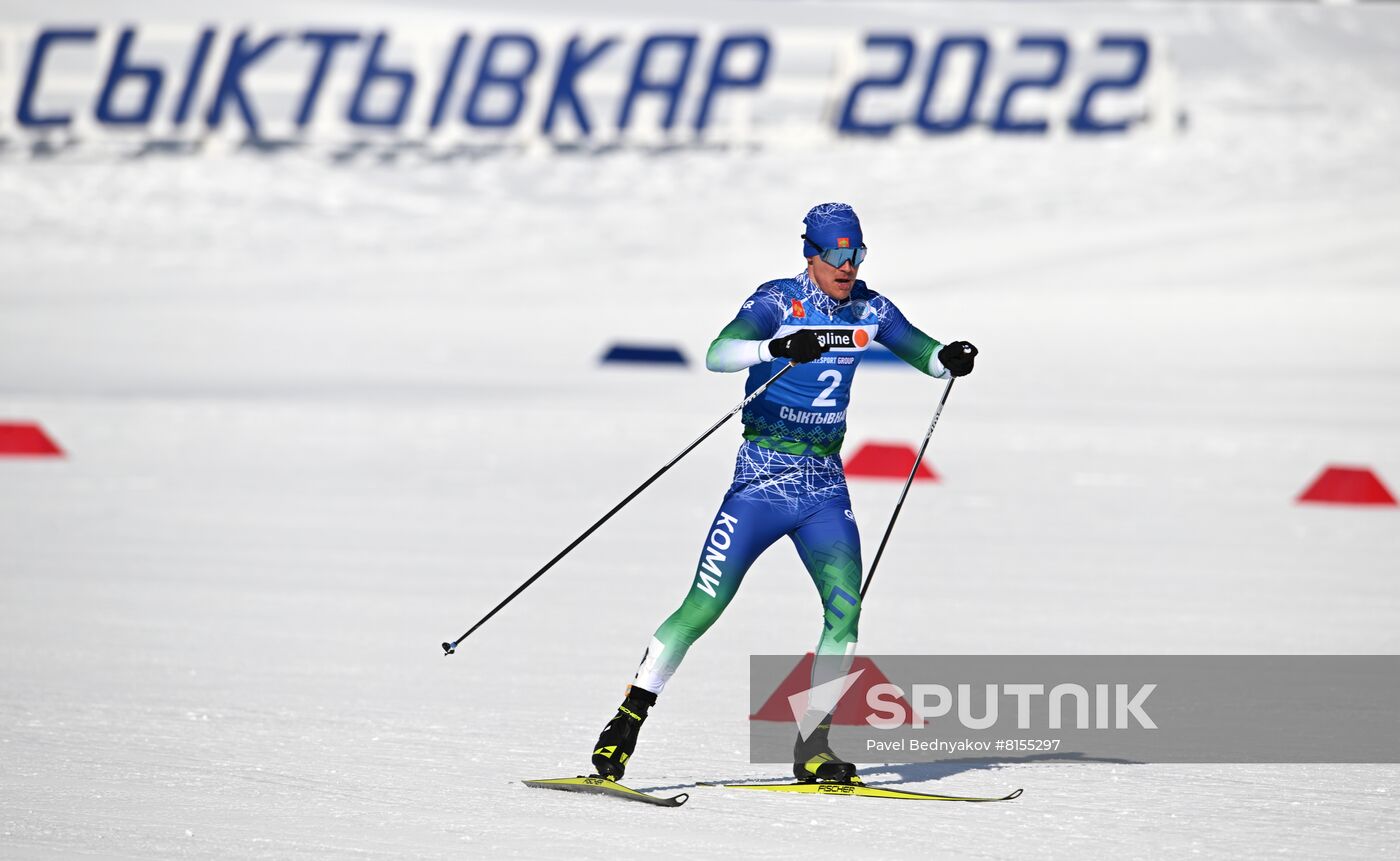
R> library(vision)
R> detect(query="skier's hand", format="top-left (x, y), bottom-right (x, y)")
top-left (937, 341), bottom-right (977, 377)
top-left (769, 330), bottom-right (828, 364)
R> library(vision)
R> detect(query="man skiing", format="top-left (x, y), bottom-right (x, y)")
top-left (591, 202), bottom-right (977, 784)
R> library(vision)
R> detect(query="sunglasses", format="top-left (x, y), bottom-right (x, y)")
top-left (802, 234), bottom-right (867, 269)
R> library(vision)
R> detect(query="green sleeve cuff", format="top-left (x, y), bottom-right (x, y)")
top-left (885, 331), bottom-right (942, 376)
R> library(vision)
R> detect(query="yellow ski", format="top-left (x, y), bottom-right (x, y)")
top-left (523, 776), bottom-right (689, 807)
top-left (708, 782), bottom-right (1022, 802)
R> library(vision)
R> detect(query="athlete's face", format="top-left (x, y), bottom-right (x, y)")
top-left (808, 254), bottom-right (858, 302)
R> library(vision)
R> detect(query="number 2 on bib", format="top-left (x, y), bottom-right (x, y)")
top-left (813, 370), bottom-right (843, 407)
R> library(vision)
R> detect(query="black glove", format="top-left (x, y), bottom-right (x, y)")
top-left (937, 341), bottom-right (977, 377)
top-left (769, 330), bottom-right (828, 364)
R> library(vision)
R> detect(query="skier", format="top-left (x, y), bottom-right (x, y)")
top-left (591, 203), bottom-right (977, 784)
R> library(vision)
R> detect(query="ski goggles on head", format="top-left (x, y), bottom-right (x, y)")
top-left (802, 234), bottom-right (867, 268)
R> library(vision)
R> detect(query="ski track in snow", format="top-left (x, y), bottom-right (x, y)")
top-left (4, 3), bottom-right (1400, 858)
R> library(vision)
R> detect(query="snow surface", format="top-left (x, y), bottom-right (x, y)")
top-left (3, 2), bottom-right (1400, 859)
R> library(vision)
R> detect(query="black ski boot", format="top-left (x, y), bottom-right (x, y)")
top-left (793, 721), bottom-right (860, 784)
top-left (591, 686), bottom-right (657, 781)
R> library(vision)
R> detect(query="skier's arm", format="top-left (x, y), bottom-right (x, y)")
top-left (876, 297), bottom-right (978, 378)
top-left (874, 298), bottom-right (950, 378)
top-left (705, 291), bottom-right (785, 372)
top-left (706, 318), bottom-right (775, 371)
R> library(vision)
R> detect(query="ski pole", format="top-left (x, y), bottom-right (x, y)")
top-left (859, 376), bottom-right (956, 600)
top-left (442, 360), bottom-right (799, 655)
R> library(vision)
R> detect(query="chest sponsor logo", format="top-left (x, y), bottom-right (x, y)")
top-left (809, 328), bottom-right (871, 350)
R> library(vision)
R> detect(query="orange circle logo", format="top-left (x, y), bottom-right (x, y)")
top-left (854, 329), bottom-right (870, 347)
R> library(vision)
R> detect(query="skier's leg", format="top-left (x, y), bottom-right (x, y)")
top-left (591, 494), bottom-right (787, 779)
top-left (632, 494), bottom-right (788, 695)
top-left (792, 499), bottom-right (863, 661)
top-left (789, 495), bottom-right (864, 782)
